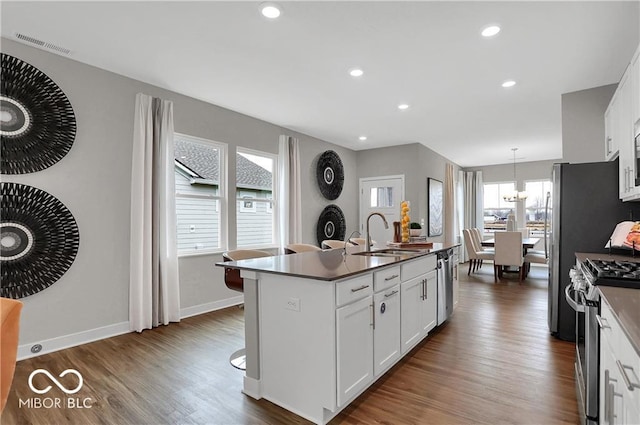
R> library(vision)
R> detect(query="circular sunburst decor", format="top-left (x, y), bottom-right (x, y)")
top-left (1, 53), bottom-right (76, 174)
top-left (1, 183), bottom-right (80, 299)
top-left (316, 150), bottom-right (344, 200)
top-left (316, 204), bottom-right (346, 246)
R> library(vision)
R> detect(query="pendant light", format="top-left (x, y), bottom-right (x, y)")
top-left (503, 148), bottom-right (528, 202)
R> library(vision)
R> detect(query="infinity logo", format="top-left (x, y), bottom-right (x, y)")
top-left (28, 369), bottom-right (83, 395)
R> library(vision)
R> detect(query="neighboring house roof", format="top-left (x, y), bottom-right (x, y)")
top-left (174, 137), bottom-right (272, 190)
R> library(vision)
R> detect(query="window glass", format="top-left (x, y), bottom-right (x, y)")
top-left (525, 180), bottom-right (552, 236)
top-left (483, 182), bottom-right (516, 234)
top-left (174, 134), bottom-right (226, 254)
top-left (370, 187), bottom-right (393, 208)
top-left (236, 149), bottom-right (276, 248)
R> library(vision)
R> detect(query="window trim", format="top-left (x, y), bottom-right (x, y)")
top-left (175, 132), bottom-right (228, 257)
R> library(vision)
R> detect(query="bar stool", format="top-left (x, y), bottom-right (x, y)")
top-left (284, 243), bottom-right (321, 254)
top-left (222, 249), bottom-right (271, 370)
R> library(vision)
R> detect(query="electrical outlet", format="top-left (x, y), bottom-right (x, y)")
top-left (285, 297), bottom-right (300, 312)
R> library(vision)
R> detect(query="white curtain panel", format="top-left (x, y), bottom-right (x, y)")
top-left (130, 93), bottom-right (180, 332)
top-left (444, 163), bottom-right (456, 246)
top-left (277, 135), bottom-right (302, 251)
top-left (460, 170), bottom-right (484, 262)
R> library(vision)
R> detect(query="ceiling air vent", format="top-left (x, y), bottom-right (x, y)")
top-left (14, 33), bottom-right (71, 56)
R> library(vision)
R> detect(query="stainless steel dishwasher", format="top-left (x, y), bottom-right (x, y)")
top-left (436, 248), bottom-right (454, 325)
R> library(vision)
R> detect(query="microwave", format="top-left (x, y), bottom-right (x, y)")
top-left (636, 129), bottom-right (640, 186)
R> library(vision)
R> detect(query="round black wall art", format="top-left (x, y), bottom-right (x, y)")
top-left (316, 150), bottom-right (344, 200)
top-left (1, 183), bottom-right (80, 299)
top-left (1, 53), bottom-right (77, 174)
top-left (316, 204), bottom-right (346, 246)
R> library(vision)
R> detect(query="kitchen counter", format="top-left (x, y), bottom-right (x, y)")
top-left (215, 242), bottom-right (459, 425)
top-left (598, 286), bottom-right (640, 357)
top-left (215, 242), bottom-right (457, 281)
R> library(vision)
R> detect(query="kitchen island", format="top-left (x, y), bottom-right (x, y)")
top-left (217, 243), bottom-right (458, 425)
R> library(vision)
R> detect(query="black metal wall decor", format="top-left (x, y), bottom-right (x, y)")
top-left (1, 53), bottom-right (77, 174)
top-left (316, 204), bottom-right (346, 246)
top-left (1, 183), bottom-right (80, 299)
top-left (316, 150), bottom-right (344, 200)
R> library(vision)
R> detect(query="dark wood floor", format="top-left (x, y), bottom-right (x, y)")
top-left (3, 263), bottom-right (578, 425)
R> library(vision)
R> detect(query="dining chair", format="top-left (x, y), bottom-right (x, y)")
top-left (284, 243), bottom-right (322, 254)
top-left (322, 240), bottom-right (354, 250)
top-left (494, 231), bottom-right (525, 283)
top-left (463, 229), bottom-right (494, 275)
top-left (471, 228), bottom-right (494, 254)
top-left (222, 249), bottom-right (272, 369)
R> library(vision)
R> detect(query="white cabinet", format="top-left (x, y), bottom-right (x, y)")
top-left (610, 42), bottom-right (640, 201)
top-left (337, 295), bottom-right (374, 406)
top-left (598, 299), bottom-right (640, 425)
top-left (400, 269), bottom-right (437, 354)
top-left (373, 284), bottom-right (400, 376)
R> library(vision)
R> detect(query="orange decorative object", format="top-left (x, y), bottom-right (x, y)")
top-left (400, 201), bottom-right (411, 243)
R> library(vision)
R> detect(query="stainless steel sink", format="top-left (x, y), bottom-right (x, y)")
top-left (351, 248), bottom-right (422, 257)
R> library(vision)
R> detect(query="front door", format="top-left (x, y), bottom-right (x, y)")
top-left (359, 175), bottom-right (404, 246)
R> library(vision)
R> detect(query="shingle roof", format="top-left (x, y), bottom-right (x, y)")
top-left (174, 137), bottom-right (272, 190)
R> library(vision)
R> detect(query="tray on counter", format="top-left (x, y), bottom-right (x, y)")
top-left (387, 241), bottom-right (434, 248)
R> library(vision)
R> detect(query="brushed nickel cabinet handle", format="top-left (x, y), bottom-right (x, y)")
top-left (384, 290), bottom-right (399, 298)
top-left (351, 284), bottom-right (370, 293)
top-left (617, 360), bottom-right (640, 391)
top-left (384, 274), bottom-right (399, 281)
top-left (596, 314), bottom-right (610, 329)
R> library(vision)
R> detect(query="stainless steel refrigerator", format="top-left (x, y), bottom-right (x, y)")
top-left (548, 160), bottom-right (640, 341)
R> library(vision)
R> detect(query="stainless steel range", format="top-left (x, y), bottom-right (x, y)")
top-left (567, 254), bottom-right (640, 425)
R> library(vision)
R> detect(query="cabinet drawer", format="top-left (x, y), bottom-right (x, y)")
top-left (374, 265), bottom-right (401, 292)
top-left (336, 274), bottom-right (373, 307)
top-left (401, 255), bottom-right (436, 281)
top-left (599, 300), bottom-right (619, 353)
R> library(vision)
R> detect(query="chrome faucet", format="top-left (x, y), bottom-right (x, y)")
top-left (344, 230), bottom-right (361, 255)
top-left (366, 212), bottom-right (389, 251)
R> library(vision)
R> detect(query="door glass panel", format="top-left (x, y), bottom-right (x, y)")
top-left (370, 187), bottom-right (393, 208)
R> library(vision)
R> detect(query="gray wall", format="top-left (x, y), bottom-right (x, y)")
top-left (561, 84), bottom-right (617, 164)
top-left (356, 143), bottom-right (460, 243)
top-left (1, 38), bottom-right (357, 351)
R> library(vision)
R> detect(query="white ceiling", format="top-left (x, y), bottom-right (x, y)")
top-left (2, 1), bottom-right (639, 167)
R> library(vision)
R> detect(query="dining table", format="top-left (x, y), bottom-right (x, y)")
top-left (481, 237), bottom-right (541, 254)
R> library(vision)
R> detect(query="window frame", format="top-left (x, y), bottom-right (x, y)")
top-left (523, 179), bottom-right (552, 236)
top-left (235, 147), bottom-right (278, 249)
top-left (482, 181), bottom-right (516, 235)
top-left (174, 133), bottom-right (228, 257)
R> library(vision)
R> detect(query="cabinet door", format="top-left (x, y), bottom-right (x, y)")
top-left (373, 285), bottom-right (401, 376)
top-left (632, 49), bottom-right (640, 128)
top-left (336, 295), bottom-right (373, 407)
top-left (420, 270), bottom-right (438, 334)
top-left (605, 105), bottom-right (617, 161)
top-left (400, 275), bottom-right (424, 354)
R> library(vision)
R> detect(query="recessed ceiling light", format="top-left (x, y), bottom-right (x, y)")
top-left (359, 136), bottom-right (367, 141)
top-left (502, 80), bottom-right (516, 88)
top-left (398, 104), bottom-right (410, 110)
top-left (349, 68), bottom-right (364, 77)
top-left (260, 2), bottom-right (282, 19)
top-left (481, 25), bottom-right (501, 37)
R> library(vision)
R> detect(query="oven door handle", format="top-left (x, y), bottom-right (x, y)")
top-left (564, 283), bottom-right (585, 312)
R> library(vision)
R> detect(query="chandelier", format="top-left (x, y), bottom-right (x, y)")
top-left (503, 148), bottom-right (528, 202)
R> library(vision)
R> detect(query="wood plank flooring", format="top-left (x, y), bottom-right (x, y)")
top-left (2, 263), bottom-right (578, 425)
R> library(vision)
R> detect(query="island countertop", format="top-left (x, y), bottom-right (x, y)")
top-left (215, 242), bottom-right (459, 281)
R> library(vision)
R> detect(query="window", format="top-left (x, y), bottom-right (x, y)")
top-left (524, 180), bottom-right (552, 236)
top-left (236, 148), bottom-right (277, 248)
top-left (483, 182), bottom-right (516, 234)
top-left (174, 134), bottom-right (226, 254)
top-left (370, 186), bottom-right (394, 208)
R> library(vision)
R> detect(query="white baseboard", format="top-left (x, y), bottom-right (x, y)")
top-left (179, 295), bottom-right (243, 319)
top-left (18, 321), bottom-right (131, 361)
top-left (17, 296), bottom-right (244, 361)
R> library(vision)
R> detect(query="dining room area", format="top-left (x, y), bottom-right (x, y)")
top-left (462, 226), bottom-right (549, 283)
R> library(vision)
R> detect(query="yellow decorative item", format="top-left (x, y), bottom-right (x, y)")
top-left (400, 200), bottom-right (410, 242)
